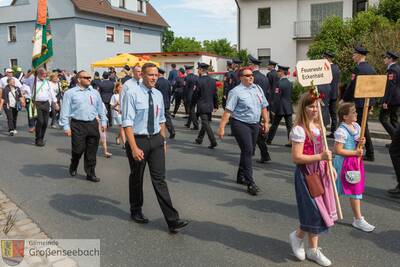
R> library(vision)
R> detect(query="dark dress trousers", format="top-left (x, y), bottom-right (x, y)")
top-left (343, 61), bottom-right (376, 158)
top-left (99, 79), bottom-right (115, 126)
top-left (317, 84), bottom-right (332, 127)
top-left (172, 76), bottom-right (185, 115)
top-left (329, 63), bottom-right (341, 133)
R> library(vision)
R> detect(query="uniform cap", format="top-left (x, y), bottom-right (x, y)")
top-left (354, 46), bottom-right (369, 55)
top-left (197, 62), bottom-right (210, 70)
top-left (323, 51), bottom-right (335, 58)
top-left (268, 60), bottom-right (278, 66)
top-left (384, 51), bottom-right (399, 60)
top-left (277, 65), bottom-right (290, 72)
top-left (184, 65), bottom-right (194, 70)
top-left (232, 58), bottom-right (243, 64)
top-left (248, 55), bottom-right (262, 65)
top-left (157, 68), bottom-right (165, 74)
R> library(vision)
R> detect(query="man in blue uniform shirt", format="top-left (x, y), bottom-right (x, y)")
top-left (122, 63), bottom-right (189, 233)
top-left (59, 70), bottom-right (107, 182)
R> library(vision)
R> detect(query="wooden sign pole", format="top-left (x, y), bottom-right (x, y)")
top-left (358, 98), bottom-right (370, 152)
top-left (317, 100), bottom-right (343, 220)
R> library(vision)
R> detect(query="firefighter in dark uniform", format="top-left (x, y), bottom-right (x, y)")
top-left (194, 63), bottom-right (218, 149)
top-left (267, 60), bottom-right (279, 122)
top-left (323, 51), bottom-right (341, 137)
top-left (232, 59), bottom-right (243, 87)
top-left (266, 65), bottom-right (293, 147)
top-left (248, 55), bottom-right (271, 163)
top-left (380, 51), bottom-right (400, 141)
top-left (172, 68), bottom-right (186, 117)
top-left (343, 46), bottom-right (376, 161)
top-left (184, 65), bottom-right (199, 130)
top-left (317, 83), bottom-right (331, 127)
top-left (155, 68), bottom-right (175, 139)
top-left (223, 61), bottom-right (235, 109)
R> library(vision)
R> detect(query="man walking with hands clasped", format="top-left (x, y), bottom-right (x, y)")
top-left (59, 70), bottom-right (107, 182)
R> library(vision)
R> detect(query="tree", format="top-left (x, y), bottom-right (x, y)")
top-left (162, 28), bottom-right (175, 52)
top-left (376, 0), bottom-right (400, 22)
top-left (234, 49), bottom-right (250, 66)
top-left (203, 39), bottom-right (236, 58)
top-left (165, 37), bottom-right (203, 52)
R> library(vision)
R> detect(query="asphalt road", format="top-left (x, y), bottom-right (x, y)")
top-left (0, 112), bottom-right (399, 267)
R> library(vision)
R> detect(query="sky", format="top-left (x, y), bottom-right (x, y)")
top-left (150, 0), bottom-right (238, 44)
top-left (0, 0), bottom-right (238, 43)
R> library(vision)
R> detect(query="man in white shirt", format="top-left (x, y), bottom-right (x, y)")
top-left (32, 68), bottom-right (59, 146)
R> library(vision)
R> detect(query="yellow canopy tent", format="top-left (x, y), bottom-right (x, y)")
top-left (91, 53), bottom-right (160, 68)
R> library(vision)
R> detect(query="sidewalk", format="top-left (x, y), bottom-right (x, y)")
top-left (175, 107), bottom-right (391, 140)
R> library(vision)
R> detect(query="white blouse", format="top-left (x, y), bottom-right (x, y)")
top-left (334, 122), bottom-right (361, 144)
top-left (290, 125), bottom-right (321, 143)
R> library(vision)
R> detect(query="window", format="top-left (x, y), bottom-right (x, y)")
top-left (353, 0), bottom-right (368, 16)
top-left (119, 0), bottom-right (125, 8)
top-left (311, 2), bottom-right (343, 35)
top-left (106, 26), bottom-right (115, 42)
top-left (258, 8), bottom-right (271, 28)
top-left (258, 48), bottom-right (271, 67)
top-left (137, 0), bottom-right (144, 13)
top-left (124, 29), bottom-right (131, 44)
top-left (8, 25), bottom-right (16, 42)
top-left (10, 58), bottom-right (18, 67)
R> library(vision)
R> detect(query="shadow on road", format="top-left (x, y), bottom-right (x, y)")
top-left (217, 198), bottom-right (298, 219)
top-left (0, 135), bottom-right (35, 145)
top-left (350, 230), bottom-right (400, 255)
top-left (19, 164), bottom-right (74, 179)
top-left (167, 169), bottom-right (245, 193)
top-left (49, 193), bottom-right (130, 221)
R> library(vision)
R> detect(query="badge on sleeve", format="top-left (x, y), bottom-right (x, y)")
top-left (275, 88), bottom-right (280, 94)
top-left (388, 74), bottom-right (395, 80)
top-left (351, 74), bottom-right (356, 81)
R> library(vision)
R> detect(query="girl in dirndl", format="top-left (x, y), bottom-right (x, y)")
top-left (333, 102), bottom-right (375, 232)
top-left (289, 92), bottom-right (338, 267)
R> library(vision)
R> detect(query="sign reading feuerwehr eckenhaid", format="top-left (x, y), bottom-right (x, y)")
top-left (296, 59), bottom-right (333, 87)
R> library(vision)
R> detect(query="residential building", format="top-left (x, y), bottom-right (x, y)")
top-left (0, 0), bottom-right (168, 71)
top-left (236, 0), bottom-right (380, 70)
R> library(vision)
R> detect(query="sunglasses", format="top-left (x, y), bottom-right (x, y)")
top-left (241, 74), bottom-right (253, 77)
top-left (79, 76), bottom-right (92, 80)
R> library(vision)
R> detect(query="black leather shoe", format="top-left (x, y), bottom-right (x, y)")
top-left (284, 143), bottom-right (292, 148)
top-left (35, 140), bottom-right (45, 147)
top-left (327, 133), bottom-right (334, 139)
top-left (236, 179), bottom-right (247, 185)
top-left (191, 127), bottom-right (199, 130)
top-left (86, 175), bottom-right (100, 182)
top-left (257, 155), bottom-right (271, 163)
top-left (169, 133), bottom-right (176, 139)
top-left (168, 219), bottom-right (189, 233)
top-left (247, 184), bottom-right (259, 196)
top-left (194, 139), bottom-right (202, 145)
top-left (388, 185), bottom-right (400, 195)
top-left (184, 124), bottom-right (190, 128)
top-left (131, 212), bottom-right (149, 224)
top-left (69, 166), bottom-right (77, 177)
top-left (363, 155), bottom-right (375, 162)
top-left (266, 140), bottom-right (272, 145)
top-left (208, 143), bottom-right (217, 149)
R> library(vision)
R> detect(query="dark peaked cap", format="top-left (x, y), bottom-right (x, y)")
top-left (248, 55), bottom-right (262, 65)
top-left (184, 65), bottom-right (194, 70)
top-left (323, 51), bottom-right (335, 58)
top-left (277, 65), bottom-right (290, 71)
top-left (158, 68), bottom-right (165, 74)
top-left (197, 62), bottom-right (210, 69)
top-left (354, 46), bottom-right (369, 55)
top-left (232, 58), bottom-right (243, 64)
top-left (385, 51), bottom-right (399, 60)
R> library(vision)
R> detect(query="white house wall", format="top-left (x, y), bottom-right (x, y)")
top-left (240, 0), bottom-right (298, 70)
top-left (297, 0), bottom-right (353, 21)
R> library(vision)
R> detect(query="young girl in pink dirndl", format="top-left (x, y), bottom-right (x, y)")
top-left (289, 92), bottom-right (338, 267)
top-left (333, 102), bottom-right (375, 232)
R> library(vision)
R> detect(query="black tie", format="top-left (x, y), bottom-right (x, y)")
top-left (148, 90), bottom-right (154, 135)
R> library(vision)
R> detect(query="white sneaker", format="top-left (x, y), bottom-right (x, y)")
top-left (352, 217), bottom-right (375, 232)
top-left (306, 247), bottom-right (332, 266)
top-left (13, 130), bottom-right (17, 134)
top-left (289, 231), bottom-right (305, 260)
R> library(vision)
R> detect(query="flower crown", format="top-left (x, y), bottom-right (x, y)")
top-left (309, 87), bottom-right (325, 101)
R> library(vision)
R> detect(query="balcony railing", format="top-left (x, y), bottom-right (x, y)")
top-left (293, 20), bottom-right (323, 39)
